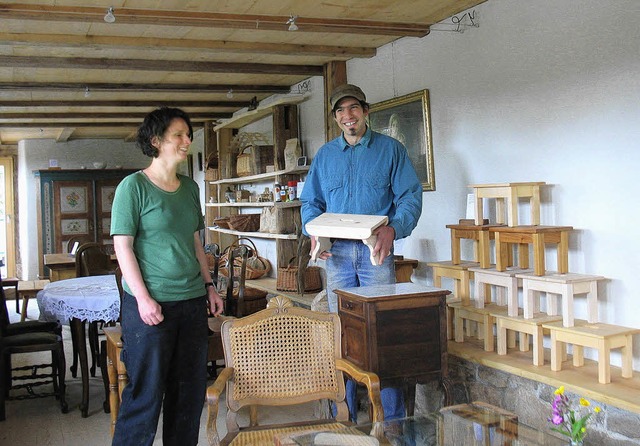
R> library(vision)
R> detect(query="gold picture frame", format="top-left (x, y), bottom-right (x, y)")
top-left (368, 89), bottom-right (435, 191)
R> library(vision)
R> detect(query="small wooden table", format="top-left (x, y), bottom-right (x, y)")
top-left (104, 326), bottom-right (126, 435)
top-left (469, 182), bottom-right (545, 227)
top-left (17, 279), bottom-right (50, 321)
top-left (336, 282), bottom-right (452, 415)
top-left (489, 225), bottom-right (573, 276)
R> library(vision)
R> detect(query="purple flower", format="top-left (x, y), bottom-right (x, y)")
top-left (551, 413), bottom-right (564, 425)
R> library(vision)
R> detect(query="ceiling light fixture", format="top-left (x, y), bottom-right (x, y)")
top-left (226, 89), bottom-right (233, 99)
top-left (84, 86), bottom-right (91, 98)
top-left (286, 15), bottom-right (298, 31)
top-left (104, 7), bottom-right (116, 23)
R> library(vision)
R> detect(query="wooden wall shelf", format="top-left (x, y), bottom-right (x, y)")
top-left (213, 95), bottom-right (308, 131)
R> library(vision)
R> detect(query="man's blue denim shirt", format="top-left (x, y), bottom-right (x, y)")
top-left (300, 127), bottom-right (423, 239)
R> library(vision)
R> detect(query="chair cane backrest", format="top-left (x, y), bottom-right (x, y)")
top-left (75, 242), bottom-right (115, 277)
top-left (221, 296), bottom-right (347, 421)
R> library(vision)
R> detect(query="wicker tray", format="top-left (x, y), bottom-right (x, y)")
top-left (228, 214), bottom-right (261, 232)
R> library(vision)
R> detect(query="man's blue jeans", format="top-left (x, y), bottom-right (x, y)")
top-left (112, 292), bottom-right (208, 446)
top-left (326, 239), bottom-right (405, 422)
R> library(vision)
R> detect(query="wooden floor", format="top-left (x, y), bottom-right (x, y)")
top-left (449, 338), bottom-right (640, 415)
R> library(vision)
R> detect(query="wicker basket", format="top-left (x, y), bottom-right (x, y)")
top-left (213, 217), bottom-right (230, 229)
top-left (219, 237), bottom-right (271, 280)
top-left (228, 214), bottom-right (260, 232)
top-left (276, 257), bottom-right (323, 293)
top-left (204, 168), bottom-right (219, 181)
top-left (236, 146), bottom-right (253, 177)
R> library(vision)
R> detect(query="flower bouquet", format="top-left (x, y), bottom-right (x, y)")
top-left (548, 386), bottom-right (601, 445)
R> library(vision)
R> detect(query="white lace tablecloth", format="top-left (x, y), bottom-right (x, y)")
top-left (37, 274), bottom-right (120, 324)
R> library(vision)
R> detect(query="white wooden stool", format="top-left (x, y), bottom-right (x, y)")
top-left (469, 266), bottom-right (533, 317)
top-left (448, 301), bottom-right (511, 352)
top-left (542, 320), bottom-right (639, 384)
top-left (517, 272), bottom-right (604, 327)
top-left (493, 311), bottom-right (563, 366)
top-left (469, 182), bottom-right (545, 227)
top-left (490, 225), bottom-right (573, 276)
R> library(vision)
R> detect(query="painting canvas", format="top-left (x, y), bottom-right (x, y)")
top-left (368, 89), bottom-right (435, 191)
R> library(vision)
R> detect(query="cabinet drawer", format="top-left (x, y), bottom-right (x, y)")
top-left (339, 298), bottom-right (364, 317)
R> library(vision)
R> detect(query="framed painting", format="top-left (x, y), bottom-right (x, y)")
top-left (368, 89), bottom-right (435, 191)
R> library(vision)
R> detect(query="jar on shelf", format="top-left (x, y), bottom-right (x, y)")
top-left (273, 183), bottom-right (281, 202)
top-left (287, 180), bottom-right (297, 201)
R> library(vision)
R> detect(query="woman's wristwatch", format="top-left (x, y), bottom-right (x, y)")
top-left (204, 282), bottom-right (215, 290)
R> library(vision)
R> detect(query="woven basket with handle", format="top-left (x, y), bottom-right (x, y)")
top-left (219, 237), bottom-right (271, 280)
top-left (276, 257), bottom-right (323, 293)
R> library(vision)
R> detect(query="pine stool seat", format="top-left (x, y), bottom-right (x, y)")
top-left (427, 260), bottom-right (484, 305)
top-left (492, 311), bottom-right (563, 366)
top-left (541, 320), bottom-right (640, 384)
top-left (469, 182), bottom-right (545, 227)
top-left (516, 272), bottom-right (604, 327)
top-left (489, 225), bottom-right (573, 276)
top-left (469, 266), bottom-right (533, 317)
top-left (446, 223), bottom-right (502, 269)
top-left (448, 301), bottom-right (511, 352)
top-left (17, 280), bottom-right (50, 322)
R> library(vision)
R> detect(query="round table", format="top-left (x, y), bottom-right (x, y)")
top-left (37, 274), bottom-right (120, 417)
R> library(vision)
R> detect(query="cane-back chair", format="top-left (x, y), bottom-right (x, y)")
top-left (205, 295), bottom-right (384, 446)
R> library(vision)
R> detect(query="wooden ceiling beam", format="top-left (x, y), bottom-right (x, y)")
top-left (0, 4), bottom-right (430, 37)
top-left (0, 100), bottom-right (250, 108)
top-left (0, 83), bottom-right (291, 94)
top-left (0, 112), bottom-right (233, 120)
top-left (0, 32), bottom-right (375, 59)
top-left (56, 128), bottom-right (75, 142)
top-left (0, 55), bottom-right (323, 76)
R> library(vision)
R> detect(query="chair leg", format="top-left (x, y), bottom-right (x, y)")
top-left (55, 341), bottom-right (68, 414)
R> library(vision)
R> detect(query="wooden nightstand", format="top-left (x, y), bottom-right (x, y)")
top-left (336, 282), bottom-right (451, 415)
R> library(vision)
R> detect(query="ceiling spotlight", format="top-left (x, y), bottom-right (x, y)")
top-left (226, 89), bottom-right (233, 99)
top-left (286, 15), bottom-right (298, 31)
top-left (84, 86), bottom-right (91, 98)
top-left (104, 7), bottom-right (116, 23)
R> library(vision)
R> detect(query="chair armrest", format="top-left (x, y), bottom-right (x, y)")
top-left (206, 367), bottom-right (234, 446)
top-left (335, 358), bottom-right (384, 423)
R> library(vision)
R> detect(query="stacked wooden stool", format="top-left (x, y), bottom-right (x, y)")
top-left (433, 181), bottom-right (639, 383)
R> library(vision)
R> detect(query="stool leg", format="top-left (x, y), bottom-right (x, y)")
top-left (518, 243), bottom-right (529, 269)
top-left (507, 191), bottom-right (517, 227)
top-left (497, 321), bottom-right (507, 355)
top-left (507, 330), bottom-right (516, 349)
top-left (573, 345), bottom-right (584, 367)
top-left (474, 196), bottom-right (484, 226)
top-left (20, 293), bottom-right (30, 322)
top-left (454, 309), bottom-right (464, 343)
top-left (597, 339), bottom-right (610, 384)
top-left (532, 234), bottom-right (545, 276)
top-left (550, 332), bottom-right (562, 372)
top-left (451, 232), bottom-right (461, 265)
top-left (482, 315), bottom-right (494, 352)
top-left (621, 335), bottom-right (633, 379)
top-left (496, 286), bottom-right (506, 306)
top-left (532, 327), bottom-right (544, 366)
top-left (560, 284), bottom-right (573, 327)
top-left (474, 279), bottom-right (484, 309)
top-left (531, 188), bottom-right (541, 225)
top-left (547, 292), bottom-right (559, 317)
top-left (519, 333), bottom-right (530, 352)
top-left (507, 278), bottom-right (517, 317)
top-left (558, 232), bottom-right (569, 274)
top-left (587, 280), bottom-right (598, 323)
top-left (496, 197), bottom-right (506, 225)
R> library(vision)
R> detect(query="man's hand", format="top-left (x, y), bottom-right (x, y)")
top-left (372, 225), bottom-right (395, 264)
top-left (310, 236), bottom-right (332, 260)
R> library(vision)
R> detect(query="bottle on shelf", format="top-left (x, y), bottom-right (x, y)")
top-left (274, 183), bottom-right (281, 202)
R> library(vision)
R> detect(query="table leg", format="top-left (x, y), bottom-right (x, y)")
top-left (71, 318), bottom-right (90, 417)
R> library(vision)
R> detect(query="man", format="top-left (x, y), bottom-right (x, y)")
top-left (300, 84), bottom-right (423, 422)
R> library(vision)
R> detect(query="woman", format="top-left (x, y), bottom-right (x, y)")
top-left (110, 107), bottom-right (223, 445)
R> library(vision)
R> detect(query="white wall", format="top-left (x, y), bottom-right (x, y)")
top-left (298, 0), bottom-right (640, 368)
top-left (17, 139), bottom-right (149, 279)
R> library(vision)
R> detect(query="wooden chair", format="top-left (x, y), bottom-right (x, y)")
top-left (66, 235), bottom-right (92, 254)
top-left (205, 244), bottom-right (227, 378)
top-left (74, 243), bottom-right (117, 378)
top-left (0, 277), bottom-right (68, 420)
top-left (205, 295), bottom-right (384, 446)
top-left (222, 245), bottom-right (267, 318)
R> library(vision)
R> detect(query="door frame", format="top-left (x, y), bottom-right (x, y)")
top-left (0, 157), bottom-right (16, 277)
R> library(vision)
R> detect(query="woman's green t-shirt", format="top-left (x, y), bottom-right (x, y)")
top-left (110, 171), bottom-right (205, 302)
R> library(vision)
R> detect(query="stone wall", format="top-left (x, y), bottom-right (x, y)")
top-left (413, 356), bottom-right (640, 446)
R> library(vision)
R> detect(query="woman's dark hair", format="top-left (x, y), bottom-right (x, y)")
top-left (136, 107), bottom-right (194, 157)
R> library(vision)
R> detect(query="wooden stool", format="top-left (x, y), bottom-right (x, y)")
top-left (542, 320), bottom-right (640, 384)
top-left (2, 277), bottom-right (20, 314)
top-left (469, 266), bottom-right (533, 317)
top-left (448, 301), bottom-right (510, 352)
top-left (439, 401), bottom-right (518, 445)
top-left (493, 311), bottom-right (563, 366)
top-left (490, 225), bottom-right (572, 276)
top-left (428, 260), bottom-right (484, 305)
top-left (446, 223), bottom-right (500, 269)
top-left (17, 279), bottom-right (50, 322)
top-left (469, 182), bottom-right (545, 227)
top-left (516, 272), bottom-right (604, 327)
